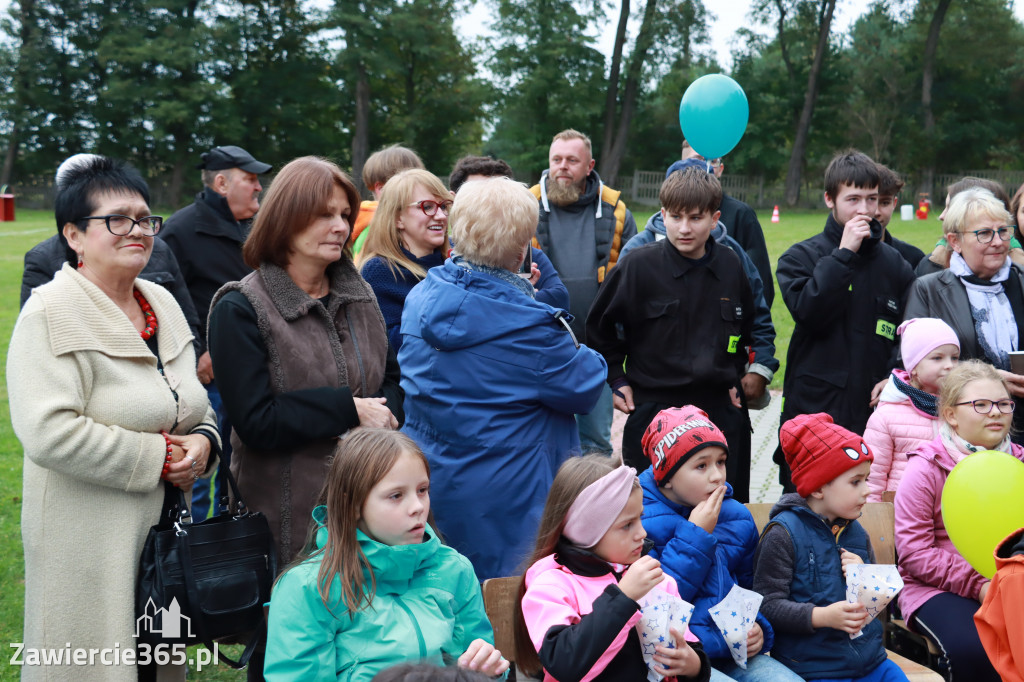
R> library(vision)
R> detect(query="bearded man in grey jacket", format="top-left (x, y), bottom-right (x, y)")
top-left (529, 129), bottom-right (637, 455)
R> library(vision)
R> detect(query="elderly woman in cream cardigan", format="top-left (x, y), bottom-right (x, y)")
top-left (8, 155), bottom-right (219, 681)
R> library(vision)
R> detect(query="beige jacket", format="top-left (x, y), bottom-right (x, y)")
top-left (8, 265), bottom-right (218, 681)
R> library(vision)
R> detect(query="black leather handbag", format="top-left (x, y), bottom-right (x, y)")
top-left (136, 465), bottom-right (277, 668)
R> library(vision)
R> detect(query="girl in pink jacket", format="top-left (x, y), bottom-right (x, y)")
top-left (515, 456), bottom-right (710, 682)
top-left (895, 360), bottom-right (1023, 682)
top-left (864, 318), bottom-right (960, 501)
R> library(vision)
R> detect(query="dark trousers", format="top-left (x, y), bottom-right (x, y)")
top-left (621, 395), bottom-right (752, 503)
top-left (912, 591), bottom-right (999, 682)
top-left (773, 443), bottom-right (797, 493)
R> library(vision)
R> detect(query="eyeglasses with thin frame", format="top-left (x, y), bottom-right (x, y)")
top-left (962, 226), bottom-right (1014, 244)
top-left (409, 199), bottom-right (452, 217)
top-left (77, 214), bottom-right (163, 236)
top-left (954, 398), bottom-right (1016, 414)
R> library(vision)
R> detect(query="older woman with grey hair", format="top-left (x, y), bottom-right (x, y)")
top-left (397, 178), bottom-right (608, 581)
top-left (905, 187), bottom-right (1024, 439)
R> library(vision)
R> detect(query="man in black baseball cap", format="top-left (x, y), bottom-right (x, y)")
top-left (198, 145), bottom-right (272, 175)
top-left (159, 144), bottom-right (271, 521)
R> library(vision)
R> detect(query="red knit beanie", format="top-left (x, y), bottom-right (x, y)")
top-left (780, 413), bottom-right (874, 497)
top-left (642, 406), bottom-right (729, 485)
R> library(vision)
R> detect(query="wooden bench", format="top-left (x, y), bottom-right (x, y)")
top-left (875, 492), bottom-right (943, 668)
top-left (482, 575), bottom-right (520, 668)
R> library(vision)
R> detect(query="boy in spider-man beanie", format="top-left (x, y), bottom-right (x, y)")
top-left (641, 405), bottom-right (729, 485)
top-left (752, 413), bottom-right (898, 681)
top-left (638, 407), bottom-right (795, 678)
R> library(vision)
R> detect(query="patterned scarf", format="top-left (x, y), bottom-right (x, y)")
top-left (892, 371), bottom-right (938, 417)
top-left (453, 255), bottom-right (535, 299)
top-left (949, 251), bottom-right (1016, 370)
top-left (939, 421), bottom-right (1012, 466)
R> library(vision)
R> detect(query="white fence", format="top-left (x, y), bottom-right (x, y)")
top-left (622, 169), bottom-right (1024, 210)
top-left (621, 170), bottom-right (772, 208)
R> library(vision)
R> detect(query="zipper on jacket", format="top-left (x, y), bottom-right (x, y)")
top-left (393, 595), bottom-right (427, 660)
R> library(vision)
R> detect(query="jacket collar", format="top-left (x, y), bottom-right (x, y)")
top-left (907, 437), bottom-right (959, 473)
top-left (664, 231), bottom-right (722, 278)
top-left (553, 537), bottom-right (654, 578)
top-left (996, 527), bottom-right (1024, 561)
top-left (823, 213), bottom-right (884, 254)
top-left (770, 492), bottom-right (856, 536)
top-left (400, 246), bottom-right (446, 269)
top-left (538, 169), bottom-right (603, 216)
top-left (256, 258), bottom-right (378, 322)
top-left (194, 189), bottom-right (247, 240)
top-left (643, 211), bottom-right (666, 235)
top-left (641, 468), bottom-right (735, 516)
top-left (310, 505), bottom-right (440, 585)
top-left (37, 264), bottom-right (193, 361)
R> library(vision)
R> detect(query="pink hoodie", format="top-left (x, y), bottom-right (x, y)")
top-left (895, 436), bottom-right (1024, 624)
top-left (521, 554), bottom-right (697, 682)
top-left (864, 370), bottom-right (940, 502)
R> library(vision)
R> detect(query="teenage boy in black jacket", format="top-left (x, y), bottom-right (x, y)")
top-left (586, 167), bottom-right (755, 500)
top-left (774, 150), bottom-right (915, 491)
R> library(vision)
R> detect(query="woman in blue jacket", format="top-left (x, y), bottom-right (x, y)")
top-left (398, 178), bottom-right (608, 581)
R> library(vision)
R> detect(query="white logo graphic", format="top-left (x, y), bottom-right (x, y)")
top-left (653, 419), bottom-right (715, 469)
top-left (135, 598), bottom-right (194, 639)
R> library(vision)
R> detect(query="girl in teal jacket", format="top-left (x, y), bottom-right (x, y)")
top-left (264, 429), bottom-right (509, 681)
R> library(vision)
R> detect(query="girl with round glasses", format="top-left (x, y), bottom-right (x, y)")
top-left (895, 360), bottom-right (1023, 682)
top-left (360, 169), bottom-right (451, 352)
top-left (906, 187), bottom-right (1024, 443)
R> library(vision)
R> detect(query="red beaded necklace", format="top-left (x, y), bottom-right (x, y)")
top-left (133, 288), bottom-right (159, 340)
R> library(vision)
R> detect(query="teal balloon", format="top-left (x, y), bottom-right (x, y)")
top-left (679, 74), bottom-right (749, 159)
top-left (941, 450), bottom-right (1024, 578)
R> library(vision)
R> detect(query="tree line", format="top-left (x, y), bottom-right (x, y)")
top-left (1, 0), bottom-right (1023, 207)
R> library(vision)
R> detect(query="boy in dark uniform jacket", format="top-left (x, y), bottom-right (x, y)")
top-left (586, 167), bottom-right (755, 500)
top-left (775, 150), bottom-right (914, 491)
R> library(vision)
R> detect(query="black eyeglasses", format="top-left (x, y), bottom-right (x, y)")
top-left (409, 199), bottom-right (452, 217)
top-left (77, 214), bottom-right (163, 236)
top-left (954, 398), bottom-right (1016, 414)
top-left (964, 226), bottom-right (1014, 244)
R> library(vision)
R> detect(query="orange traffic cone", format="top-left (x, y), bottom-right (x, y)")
top-left (771, 205), bottom-right (780, 223)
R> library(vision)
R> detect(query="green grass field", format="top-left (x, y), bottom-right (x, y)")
top-left (0, 206), bottom-right (940, 679)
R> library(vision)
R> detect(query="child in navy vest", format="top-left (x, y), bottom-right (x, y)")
top-left (753, 413), bottom-right (908, 682)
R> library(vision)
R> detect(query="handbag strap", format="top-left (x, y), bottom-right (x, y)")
top-left (213, 455), bottom-right (253, 517)
top-left (157, 480), bottom-right (190, 529)
top-left (175, 528), bottom-right (265, 669)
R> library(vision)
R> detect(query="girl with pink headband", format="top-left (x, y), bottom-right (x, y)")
top-left (514, 455), bottom-right (711, 682)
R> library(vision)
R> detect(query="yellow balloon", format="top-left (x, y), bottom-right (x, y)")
top-left (941, 450), bottom-right (1024, 578)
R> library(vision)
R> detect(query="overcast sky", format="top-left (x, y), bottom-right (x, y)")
top-left (4, 0), bottom-right (1024, 72)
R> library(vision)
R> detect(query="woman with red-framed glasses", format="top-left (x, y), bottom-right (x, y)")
top-left (359, 168), bottom-right (452, 353)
